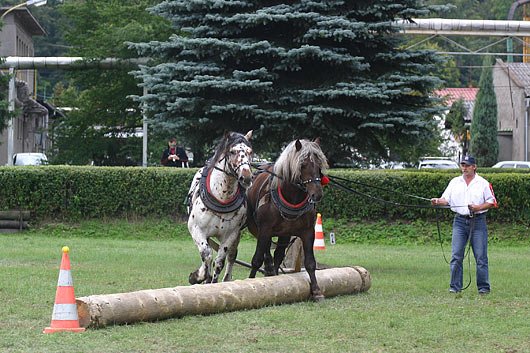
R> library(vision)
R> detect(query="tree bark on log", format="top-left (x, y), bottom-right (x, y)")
top-left (0, 210), bottom-right (31, 220)
top-left (76, 266), bottom-right (371, 328)
top-left (0, 220), bottom-right (29, 229)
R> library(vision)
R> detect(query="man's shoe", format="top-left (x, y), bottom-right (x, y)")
top-left (478, 290), bottom-right (490, 296)
top-left (449, 289), bottom-right (460, 294)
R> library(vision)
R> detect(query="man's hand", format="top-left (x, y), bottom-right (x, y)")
top-left (431, 198), bottom-right (447, 206)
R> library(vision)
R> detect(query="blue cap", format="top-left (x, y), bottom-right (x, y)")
top-left (460, 155), bottom-right (476, 165)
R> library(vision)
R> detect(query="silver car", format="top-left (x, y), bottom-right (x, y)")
top-left (491, 161), bottom-right (530, 169)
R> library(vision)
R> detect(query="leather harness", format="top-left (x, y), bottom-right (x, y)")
top-left (198, 166), bottom-right (246, 213)
top-left (270, 176), bottom-right (315, 218)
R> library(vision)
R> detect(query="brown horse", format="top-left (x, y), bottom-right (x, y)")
top-left (246, 139), bottom-right (329, 301)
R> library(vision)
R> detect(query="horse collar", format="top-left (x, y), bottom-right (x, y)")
top-left (199, 167), bottom-right (246, 213)
top-left (270, 177), bottom-right (315, 218)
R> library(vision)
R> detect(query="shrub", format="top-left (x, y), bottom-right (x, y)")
top-left (0, 167), bottom-right (528, 223)
top-left (0, 166), bottom-right (195, 220)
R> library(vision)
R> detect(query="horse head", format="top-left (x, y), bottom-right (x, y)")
top-left (296, 138), bottom-right (328, 204)
top-left (272, 138), bottom-right (328, 204)
top-left (224, 130), bottom-right (253, 189)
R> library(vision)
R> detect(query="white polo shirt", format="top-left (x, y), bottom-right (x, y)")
top-left (441, 173), bottom-right (496, 216)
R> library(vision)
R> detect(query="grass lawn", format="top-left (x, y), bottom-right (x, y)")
top-left (0, 219), bottom-right (528, 353)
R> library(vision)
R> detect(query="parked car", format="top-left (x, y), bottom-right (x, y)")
top-left (12, 153), bottom-right (48, 166)
top-left (418, 157), bottom-right (459, 169)
top-left (491, 161), bottom-right (530, 169)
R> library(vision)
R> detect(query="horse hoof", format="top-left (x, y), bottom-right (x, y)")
top-left (311, 294), bottom-right (325, 302)
top-left (188, 272), bottom-right (202, 285)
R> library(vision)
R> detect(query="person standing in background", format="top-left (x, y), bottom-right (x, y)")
top-left (161, 137), bottom-right (188, 167)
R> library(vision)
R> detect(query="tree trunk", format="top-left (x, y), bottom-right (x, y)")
top-left (281, 237), bottom-right (304, 271)
top-left (76, 266), bottom-right (371, 328)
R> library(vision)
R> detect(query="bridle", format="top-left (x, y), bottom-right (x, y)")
top-left (214, 158), bottom-right (250, 179)
top-left (299, 176), bottom-right (322, 191)
top-left (253, 162), bottom-right (323, 193)
top-left (213, 145), bottom-right (253, 185)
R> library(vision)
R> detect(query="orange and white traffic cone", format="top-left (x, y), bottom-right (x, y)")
top-left (313, 213), bottom-right (325, 250)
top-left (44, 246), bottom-right (85, 333)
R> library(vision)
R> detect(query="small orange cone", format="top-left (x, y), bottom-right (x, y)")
top-left (313, 213), bottom-right (325, 250)
top-left (44, 246), bottom-right (85, 333)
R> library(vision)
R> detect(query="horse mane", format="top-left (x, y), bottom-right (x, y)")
top-left (207, 131), bottom-right (251, 169)
top-left (271, 139), bottom-right (329, 189)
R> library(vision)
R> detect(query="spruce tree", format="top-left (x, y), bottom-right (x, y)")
top-left (470, 56), bottom-right (498, 167)
top-left (131, 0), bottom-right (447, 165)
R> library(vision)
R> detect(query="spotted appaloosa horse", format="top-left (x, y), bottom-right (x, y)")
top-left (246, 138), bottom-right (329, 301)
top-left (187, 131), bottom-right (253, 284)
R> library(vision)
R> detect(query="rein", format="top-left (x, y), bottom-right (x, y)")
top-left (327, 175), bottom-right (469, 209)
top-left (327, 173), bottom-right (476, 289)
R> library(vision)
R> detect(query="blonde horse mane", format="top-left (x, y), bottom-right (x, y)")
top-left (271, 139), bottom-right (328, 189)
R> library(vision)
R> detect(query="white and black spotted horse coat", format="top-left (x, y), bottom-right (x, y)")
top-left (187, 131), bottom-right (253, 284)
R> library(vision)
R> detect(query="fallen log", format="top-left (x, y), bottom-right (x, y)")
top-left (76, 266), bottom-right (371, 328)
top-left (0, 210), bottom-right (31, 220)
top-left (0, 220), bottom-right (29, 229)
top-left (0, 209), bottom-right (31, 232)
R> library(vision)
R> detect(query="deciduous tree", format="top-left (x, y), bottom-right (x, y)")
top-left (51, 0), bottom-right (172, 165)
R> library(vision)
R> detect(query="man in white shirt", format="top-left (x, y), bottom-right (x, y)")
top-left (431, 155), bottom-right (497, 295)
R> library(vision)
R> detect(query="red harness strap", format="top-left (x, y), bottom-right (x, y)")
top-left (277, 185), bottom-right (309, 209)
top-left (206, 168), bottom-right (241, 205)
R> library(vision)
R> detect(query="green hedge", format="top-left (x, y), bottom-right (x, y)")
top-left (0, 166), bottom-right (195, 220)
top-left (0, 166), bottom-right (528, 223)
top-left (319, 170), bottom-right (530, 223)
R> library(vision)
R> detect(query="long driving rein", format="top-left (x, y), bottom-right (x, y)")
top-left (326, 173), bottom-right (477, 288)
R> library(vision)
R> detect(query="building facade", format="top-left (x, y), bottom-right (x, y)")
top-left (493, 59), bottom-right (530, 162)
top-left (0, 6), bottom-right (47, 165)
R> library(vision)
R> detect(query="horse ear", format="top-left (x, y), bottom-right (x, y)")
top-left (224, 130), bottom-right (231, 139)
top-left (313, 137), bottom-right (321, 145)
top-left (295, 139), bottom-right (302, 151)
top-left (245, 130), bottom-right (253, 141)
